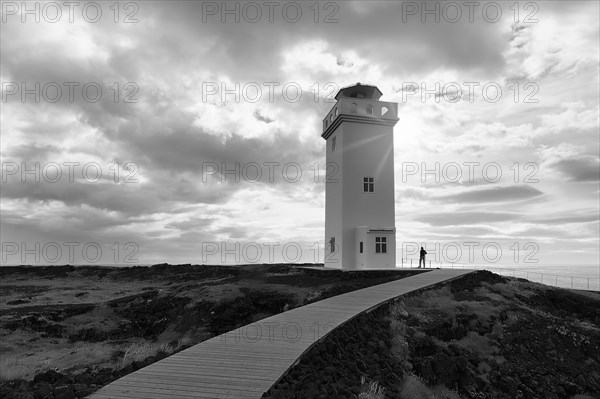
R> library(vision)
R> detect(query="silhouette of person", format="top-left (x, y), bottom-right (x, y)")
top-left (419, 247), bottom-right (427, 268)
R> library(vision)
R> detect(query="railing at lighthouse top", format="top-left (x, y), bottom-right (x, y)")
top-left (323, 97), bottom-right (399, 132)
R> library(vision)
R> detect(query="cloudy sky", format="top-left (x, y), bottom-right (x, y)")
top-left (1, 1), bottom-right (599, 269)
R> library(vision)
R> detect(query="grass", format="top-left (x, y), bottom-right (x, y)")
top-left (0, 265), bottom-right (438, 396)
top-left (0, 356), bottom-right (52, 381)
top-left (386, 283), bottom-right (502, 398)
top-left (120, 337), bottom-right (191, 368)
top-left (455, 331), bottom-right (499, 358)
top-left (400, 374), bottom-right (461, 399)
top-left (387, 301), bottom-right (411, 369)
top-left (358, 375), bottom-right (386, 399)
top-left (0, 337), bottom-right (193, 381)
top-left (0, 342), bottom-right (109, 381)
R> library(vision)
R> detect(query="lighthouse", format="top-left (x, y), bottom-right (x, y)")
top-left (322, 83), bottom-right (399, 269)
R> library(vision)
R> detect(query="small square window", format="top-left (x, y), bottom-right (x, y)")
top-left (363, 177), bottom-right (374, 193)
top-left (375, 236), bottom-right (387, 253)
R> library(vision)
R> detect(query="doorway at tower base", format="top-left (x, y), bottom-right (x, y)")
top-left (353, 226), bottom-right (396, 269)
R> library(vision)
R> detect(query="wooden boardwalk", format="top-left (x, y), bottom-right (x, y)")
top-left (89, 269), bottom-right (473, 399)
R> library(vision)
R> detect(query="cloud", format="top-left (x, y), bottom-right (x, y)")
top-left (537, 102), bottom-right (600, 136)
top-left (503, 2), bottom-right (600, 80)
top-left (529, 213), bottom-right (599, 225)
top-left (0, 171), bottom-right (238, 218)
top-left (253, 110), bottom-right (274, 124)
top-left (434, 185), bottom-right (543, 203)
top-left (415, 212), bottom-right (521, 226)
top-left (549, 156), bottom-right (600, 182)
top-left (511, 226), bottom-right (576, 240)
top-left (165, 217), bottom-right (216, 231)
top-left (418, 225), bottom-right (502, 238)
top-left (537, 143), bottom-right (600, 182)
top-left (1, 0), bottom-right (598, 265)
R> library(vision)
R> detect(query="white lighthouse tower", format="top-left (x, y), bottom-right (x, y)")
top-left (322, 83), bottom-right (399, 269)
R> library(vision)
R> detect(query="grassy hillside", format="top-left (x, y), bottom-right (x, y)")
top-left (263, 271), bottom-right (600, 399)
top-left (0, 264), bottom-right (424, 398)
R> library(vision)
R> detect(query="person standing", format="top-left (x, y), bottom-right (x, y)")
top-left (419, 247), bottom-right (427, 268)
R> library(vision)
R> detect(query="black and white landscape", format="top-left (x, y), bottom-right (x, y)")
top-left (1, 1), bottom-right (599, 398)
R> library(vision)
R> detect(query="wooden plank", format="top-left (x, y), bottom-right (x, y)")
top-left (117, 379), bottom-right (269, 393)
top-left (153, 357), bottom-right (293, 367)
top-left (123, 372), bottom-right (272, 387)
top-left (151, 359), bottom-right (293, 369)
top-left (103, 378), bottom-right (267, 391)
top-left (89, 269), bottom-right (473, 399)
top-left (129, 367), bottom-right (277, 381)
top-left (159, 350), bottom-right (299, 359)
top-left (90, 384), bottom-right (248, 398)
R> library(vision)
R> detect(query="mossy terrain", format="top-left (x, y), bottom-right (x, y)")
top-left (263, 271), bottom-right (600, 399)
top-left (0, 263), bottom-right (424, 398)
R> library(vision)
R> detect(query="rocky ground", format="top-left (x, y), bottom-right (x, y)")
top-left (263, 271), bottom-right (600, 399)
top-left (0, 263), bottom-right (423, 398)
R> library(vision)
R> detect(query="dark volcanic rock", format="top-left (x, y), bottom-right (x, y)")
top-left (528, 288), bottom-right (600, 324)
top-left (262, 307), bottom-right (405, 399)
top-left (7, 299), bottom-right (30, 305)
top-left (33, 370), bottom-right (64, 385)
top-left (4, 315), bottom-right (66, 338)
top-left (32, 381), bottom-right (52, 398)
top-left (449, 270), bottom-right (507, 293)
top-left (53, 385), bottom-right (75, 399)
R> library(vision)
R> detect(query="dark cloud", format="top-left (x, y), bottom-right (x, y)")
top-left (512, 226), bottom-right (576, 239)
top-left (550, 156), bottom-right (600, 182)
top-left (135, 1), bottom-right (511, 81)
top-left (528, 213), bottom-right (599, 225)
top-left (212, 225), bottom-right (253, 240)
top-left (165, 217), bottom-right (216, 231)
top-left (425, 225), bottom-right (501, 237)
top-left (0, 174), bottom-right (236, 217)
top-left (415, 211), bottom-right (521, 226)
top-left (6, 144), bottom-right (62, 160)
top-left (434, 185), bottom-right (544, 204)
top-left (1, 44), bottom-right (139, 122)
top-left (254, 110), bottom-right (274, 124)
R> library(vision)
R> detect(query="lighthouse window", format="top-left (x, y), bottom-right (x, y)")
top-left (375, 237), bottom-right (387, 253)
top-left (367, 105), bottom-right (374, 115)
top-left (360, 242), bottom-right (363, 253)
top-left (330, 237), bottom-right (335, 253)
top-left (363, 177), bottom-right (374, 193)
top-left (332, 136), bottom-right (336, 152)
